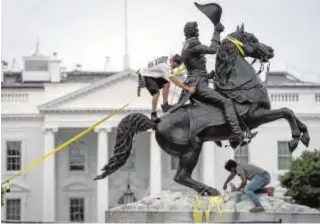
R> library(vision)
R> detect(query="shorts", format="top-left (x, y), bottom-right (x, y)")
top-left (144, 76), bottom-right (169, 96)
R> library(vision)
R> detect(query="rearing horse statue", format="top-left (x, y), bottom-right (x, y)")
top-left (94, 10), bottom-right (310, 197)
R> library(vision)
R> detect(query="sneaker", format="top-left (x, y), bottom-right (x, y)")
top-left (266, 187), bottom-right (274, 197)
top-left (161, 103), bottom-right (172, 113)
top-left (151, 112), bottom-right (160, 123)
top-left (249, 206), bottom-right (265, 212)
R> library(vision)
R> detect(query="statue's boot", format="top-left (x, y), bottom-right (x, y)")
top-left (229, 135), bottom-right (244, 149)
top-left (223, 100), bottom-right (244, 148)
top-left (192, 86), bottom-right (244, 148)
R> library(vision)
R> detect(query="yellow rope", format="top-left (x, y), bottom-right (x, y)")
top-left (225, 36), bottom-right (245, 56)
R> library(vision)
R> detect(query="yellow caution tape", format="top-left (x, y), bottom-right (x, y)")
top-left (1, 103), bottom-right (130, 187)
top-left (192, 195), bottom-right (203, 222)
top-left (191, 195), bottom-right (224, 223)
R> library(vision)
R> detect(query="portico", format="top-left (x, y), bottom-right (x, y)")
top-left (38, 71), bottom-right (218, 222)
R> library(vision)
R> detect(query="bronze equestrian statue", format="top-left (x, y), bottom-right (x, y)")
top-left (95, 2), bottom-right (310, 196)
top-left (177, 20), bottom-right (244, 149)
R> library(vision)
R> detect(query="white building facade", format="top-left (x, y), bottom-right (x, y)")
top-left (1, 52), bottom-right (320, 222)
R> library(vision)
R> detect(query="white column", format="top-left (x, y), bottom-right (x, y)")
top-left (149, 131), bottom-right (162, 195)
top-left (201, 141), bottom-right (216, 188)
top-left (95, 127), bottom-right (109, 223)
top-left (42, 127), bottom-right (57, 222)
top-left (214, 145), bottom-right (233, 191)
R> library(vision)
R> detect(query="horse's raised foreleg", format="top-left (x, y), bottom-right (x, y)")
top-left (173, 137), bottom-right (220, 196)
top-left (294, 117), bottom-right (310, 147)
top-left (248, 107), bottom-right (301, 153)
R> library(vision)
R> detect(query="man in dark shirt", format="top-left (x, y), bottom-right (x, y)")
top-left (223, 159), bottom-right (274, 212)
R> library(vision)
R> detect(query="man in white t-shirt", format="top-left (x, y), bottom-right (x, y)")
top-left (138, 54), bottom-right (191, 121)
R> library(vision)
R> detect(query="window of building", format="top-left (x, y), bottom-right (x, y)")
top-left (69, 141), bottom-right (86, 171)
top-left (3, 77), bottom-right (17, 85)
top-left (24, 60), bottom-right (48, 71)
top-left (315, 93), bottom-right (320, 103)
top-left (6, 199), bottom-right (21, 221)
top-left (278, 141), bottom-right (292, 170)
top-left (6, 141), bottom-right (21, 171)
top-left (69, 198), bottom-right (85, 222)
top-left (170, 157), bottom-right (179, 170)
top-left (234, 145), bottom-right (249, 164)
top-left (120, 139), bottom-right (136, 171)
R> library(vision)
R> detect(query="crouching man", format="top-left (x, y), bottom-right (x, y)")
top-left (223, 159), bottom-right (274, 212)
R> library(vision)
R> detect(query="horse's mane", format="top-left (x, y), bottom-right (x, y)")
top-left (215, 30), bottom-right (254, 84)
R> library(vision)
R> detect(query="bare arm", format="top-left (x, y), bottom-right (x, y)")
top-left (224, 172), bottom-right (236, 187)
top-left (237, 173), bottom-right (248, 190)
top-left (169, 76), bottom-right (193, 93)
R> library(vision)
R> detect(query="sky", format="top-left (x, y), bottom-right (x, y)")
top-left (1, 0), bottom-right (320, 82)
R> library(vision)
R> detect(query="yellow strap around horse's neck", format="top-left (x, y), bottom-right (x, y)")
top-left (225, 36), bottom-right (245, 57)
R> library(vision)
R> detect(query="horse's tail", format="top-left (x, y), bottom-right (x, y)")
top-left (94, 113), bottom-right (155, 180)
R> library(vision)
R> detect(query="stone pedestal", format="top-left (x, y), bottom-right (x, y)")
top-left (105, 191), bottom-right (320, 223)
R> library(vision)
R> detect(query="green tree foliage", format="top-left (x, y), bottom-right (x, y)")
top-left (280, 149), bottom-right (320, 208)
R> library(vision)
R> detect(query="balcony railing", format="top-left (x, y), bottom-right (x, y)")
top-left (270, 93), bottom-right (299, 102)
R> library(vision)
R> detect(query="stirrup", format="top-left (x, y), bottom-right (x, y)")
top-left (240, 140), bottom-right (250, 147)
top-left (247, 131), bottom-right (258, 140)
top-left (229, 138), bottom-right (242, 149)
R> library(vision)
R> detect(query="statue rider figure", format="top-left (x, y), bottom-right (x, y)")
top-left (179, 21), bottom-right (243, 147)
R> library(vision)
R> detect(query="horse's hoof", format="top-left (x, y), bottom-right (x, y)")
top-left (300, 133), bottom-right (310, 148)
top-left (288, 139), bottom-right (299, 153)
top-left (202, 187), bottom-right (220, 196)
